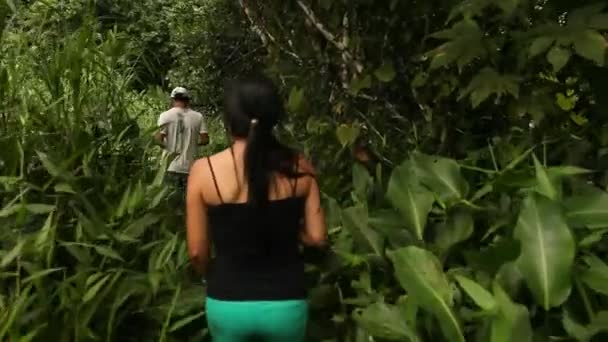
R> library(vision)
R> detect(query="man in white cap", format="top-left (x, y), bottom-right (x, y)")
top-left (156, 87), bottom-right (209, 196)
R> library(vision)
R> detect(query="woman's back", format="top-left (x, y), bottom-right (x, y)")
top-left (197, 144), bottom-right (313, 300)
top-left (185, 75), bottom-right (325, 341)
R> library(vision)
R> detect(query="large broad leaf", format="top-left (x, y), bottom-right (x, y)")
top-left (386, 161), bottom-right (434, 240)
top-left (435, 209), bottom-right (474, 256)
top-left (579, 255), bottom-right (608, 295)
top-left (547, 46), bottom-right (571, 72)
top-left (490, 283), bottom-right (532, 342)
top-left (369, 209), bottom-right (415, 248)
top-left (353, 302), bottom-right (417, 341)
top-left (563, 310), bottom-right (608, 342)
top-left (342, 206), bottom-right (383, 256)
top-left (514, 194), bottom-right (575, 309)
top-left (454, 275), bottom-right (497, 312)
top-left (529, 36), bottom-right (554, 57)
top-left (411, 152), bottom-right (469, 204)
top-left (574, 30), bottom-right (606, 66)
top-left (388, 247), bottom-right (465, 342)
top-left (353, 163), bottom-right (372, 201)
top-left (564, 187), bottom-right (608, 229)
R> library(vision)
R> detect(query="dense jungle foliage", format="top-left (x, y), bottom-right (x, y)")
top-left (2, 0), bottom-right (608, 341)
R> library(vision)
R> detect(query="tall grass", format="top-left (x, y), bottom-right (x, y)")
top-left (0, 14), bottom-right (208, 342)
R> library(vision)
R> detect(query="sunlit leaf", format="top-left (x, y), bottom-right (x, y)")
top-left (389, 247), bottom-right (465, 342)
top-left (83, 273), bottom-right (112, 303)
top-left (353, 302), bottom-right (417, 340)
top-left (386, 161), bottom-right (434, 240)
top-left (490, 283), bottom-right (532, 342)
top-left (533, 155), bottom-right (559, 200)
top-left (348, 74), bottom-right (372, 95)
top-left (411, 152), bottom-right (469, 203)
top-left (454, 275), bottom-right (497, 312)
top-left (514, 194), bottom-right (575, 309)
top-left (336, 124), bottom-right (361, 148)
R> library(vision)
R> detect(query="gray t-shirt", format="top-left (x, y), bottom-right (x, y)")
top-left (158, 107), bottom-right (207, 174)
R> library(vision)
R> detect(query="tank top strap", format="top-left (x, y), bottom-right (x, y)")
top-left (207, 157), bottom-right (224, 204)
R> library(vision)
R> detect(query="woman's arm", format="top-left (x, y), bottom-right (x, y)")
top-left (186, 160), bottom-right (210, 275)
top-left (300, 160), bottom-right (327, 247)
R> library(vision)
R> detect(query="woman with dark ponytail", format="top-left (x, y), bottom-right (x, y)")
top-left (186, 75), bottom-right (326, 341)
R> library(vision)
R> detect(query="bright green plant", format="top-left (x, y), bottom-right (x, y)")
top-left (308, 146), bottom-right (608, 341)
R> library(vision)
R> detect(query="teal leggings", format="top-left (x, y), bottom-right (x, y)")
top-left (206, 297), bottom-right (308, 342)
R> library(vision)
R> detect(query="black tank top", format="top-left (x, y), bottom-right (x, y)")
top-left (205, 156), bottom-right (307, 301)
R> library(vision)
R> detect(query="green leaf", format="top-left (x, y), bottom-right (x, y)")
top-left (353, 302), bottom-right (417, 341)
top-left (388, 247), bottom-right (465, 342)
top-left (25, 204), bottom-right (56, 215)
top-left (547, 46), bottom-right (571, 72)
top-left (54, 183), bottom-right (75, 194)
top-left (563, 310), bottom-right (608, 341)
top-left (579, 229), bottom-right (608, 247)
top-left (574, 30), bottom-right (606, 66)
top-left (287, 86), bottom-right (304, 112)
top-left (83, 273), bottom-right (112, 303)
top-left (22, 268), bottom-right (64, 283)
top-left (454, 275), bottom-right (497, 312)
top-left (1, 239), bottom-right (25, 268)
top-left (386, 161), bottom-right (434, 240)
top-left (5, 0), bottom-right (16, 13)
top-left (35, 151), bottom-right (61, 178)
top-left (349, 74), bottom-right (372, 95)
top-left (533, 155), bottom-right (559, 200)
top-left (429, 50), bottom-right (452, 70)
top-left (435, 209), bottom-right (474, 255)
top-left (490, 283), bottom-right (533, 342)
top-left (169, 311), bottom-right (206, 332)
top-left (336, 124), bottom-right (361, 148)
top-left (514, 194), bottom-right (575, 309)
top-left (459, 68), bottom-right (520, 108)
top-left (411, 152), bottom-right (469, 203)
top-left (412, 72), bottom-right (428, 88)
top-left (374, 62), bottom-right (396, 82)
top-left (580, 255), bottom-right (608, 295)
top-left (529, 37), bottom-right (554, 57)
top-left (565, 187), bottom-right (608, 229)
top-left (590, 13), bottom-right (608, 29)
top-left (342, 206), bottom-right (383, 256)
top-left (563, 310), bottom-right (594, 342)
top-left (546, 166), bottom-right (592, 176)
top-left (496, 0), bottom-right (519, 15)
top-left (353, 163), bottom-right (372, 201)
top-left (93, 246), bottom-right (124, 262)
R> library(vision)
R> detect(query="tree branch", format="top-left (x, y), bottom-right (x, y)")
top-left (296, 0), bottom-right (351, 59)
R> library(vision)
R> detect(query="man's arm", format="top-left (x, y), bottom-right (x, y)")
top-left (154, 128), bottom-right (167, 147)
top-left (155, 113), bottom-right (168, 148)
top-left (198, 114), bottom-right (209, 146)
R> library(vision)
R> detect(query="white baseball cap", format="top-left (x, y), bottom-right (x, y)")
top-left (170, 87), bottom-right (189, 99)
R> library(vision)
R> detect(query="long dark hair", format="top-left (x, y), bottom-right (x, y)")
top-left (223, 75), bottom-right (299, 208)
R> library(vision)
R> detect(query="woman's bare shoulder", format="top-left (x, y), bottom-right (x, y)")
top-left (190, 149), bottom-right (232, 178)
top-left (296, 154), bottom-right (317, 176)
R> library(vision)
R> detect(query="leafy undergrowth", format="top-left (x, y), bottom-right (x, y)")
top-left (307, 152), bottom-right (608, 341)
